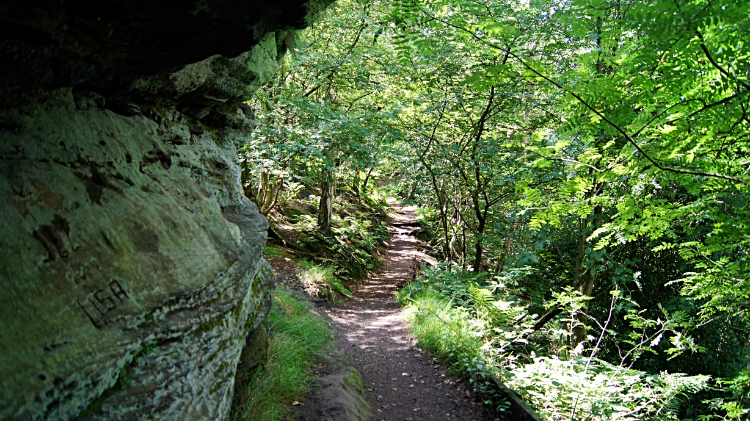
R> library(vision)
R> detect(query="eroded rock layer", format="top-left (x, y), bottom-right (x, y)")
top-left (0, 0), bottom-right (331, 419)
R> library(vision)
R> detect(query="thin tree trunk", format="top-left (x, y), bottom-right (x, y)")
top-left (473, 216), bottom-right (486, 273)
top-left (570, 220), bottom-right (589, 345)
top-left (569, 4), bottom-right (621, 346)
top-left (352, 170), bottom-right (361, 197)
top-left (495, 232), bottom-right (515, 274)
top-left (534, 307), bottom-right (564, 331)
top-left (318, 172), bottom-right (334, 238)
top-left (407, 178), bottom-right (419, 200)
top-left (257, 172), bottom-right (268, 205)
top-left (256, 172), bottom-right (284, 216)
top-left (437, 189), bottom-right (450, 260)
top-left (361, 166), bottom-right (374, 195)
top-left (449, 205), bottom-right (462, 261)
top-left (571, 203), bottom-right (603, 346)
top-left (461, 224), bottom-right (467, 269)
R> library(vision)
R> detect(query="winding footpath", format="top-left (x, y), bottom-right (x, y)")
top-left (304, 202), bottom-right (488, 421)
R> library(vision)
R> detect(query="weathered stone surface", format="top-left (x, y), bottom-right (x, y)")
top-left (0, 87), bottom-right (270, 420)
top-left (130, 30), bottom-right (291, 118)
top-left (1, 1), bottom-right (334, 419)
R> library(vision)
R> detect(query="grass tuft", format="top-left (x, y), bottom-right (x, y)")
top-left (230, 285), bottom-right (332, 421)
top-left (398, 287), bottom-right (484, 367)
top-left (396, 284), bottom-right (512, 414)
top-left (298, 260), bottom-right (352, 302)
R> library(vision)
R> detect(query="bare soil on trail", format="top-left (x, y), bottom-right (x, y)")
top-left (297, 202), bottom-right (490, 421)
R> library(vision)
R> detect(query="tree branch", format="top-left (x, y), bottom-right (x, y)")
top-left (409, 1), bottom-right (748, 186)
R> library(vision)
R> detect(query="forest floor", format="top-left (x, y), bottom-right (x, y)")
top-left (278, 201), bottom-right (491, 421)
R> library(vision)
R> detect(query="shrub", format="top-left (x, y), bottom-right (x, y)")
top-left (398, 267), bottom-right (713, 420)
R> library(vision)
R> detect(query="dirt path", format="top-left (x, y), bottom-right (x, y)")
top-left (301, 202), bottom-right (489, 421)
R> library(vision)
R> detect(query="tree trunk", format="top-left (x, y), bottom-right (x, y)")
top-left (256, 172), bottom-right (283, 216)
top-left (465, 191), bottom-right (491, 273)
top-left (495, 232), bottom-right (515, 274)
top-left (570, 204), bottom-right (603, 347)
top-left (461, 224), bottom-right (467, 269)
top-left (466, 87), bottom-right (494, 273)
top-left (572, 264), bottom-right (597, 344)
top-left (352, 170), bottom-right (361, 198)
top-left (361, 166), bottom-right (374, 195)
top-left (407, 178), bottom-right (419, 200)
top-left (437, 190), bottom-right (451, 260)
top-left (472, 215), bottom-right (486, 273)
top-left (318, 172), bottom-right (334, 238)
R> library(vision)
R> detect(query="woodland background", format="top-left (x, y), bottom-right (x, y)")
top-left (239, 0), bottom-right (750, 419)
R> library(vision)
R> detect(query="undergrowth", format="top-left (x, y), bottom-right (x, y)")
top-left (231, 285), bottom-right (332, 421)
top-left (397, 265), bottom-right (713, 421)
top-left (277, 185), bottom-right (392, 279)
top-left (298, 259), bottom-right (352, 302)
top-left (397, 287), bottom-right (513, 417)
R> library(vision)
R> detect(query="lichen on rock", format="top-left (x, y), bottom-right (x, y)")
top-left (0, 87), bottom-right (272, 420)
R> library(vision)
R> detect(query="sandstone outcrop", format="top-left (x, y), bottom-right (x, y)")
top-left (0, 1), bottom-right (332, 419)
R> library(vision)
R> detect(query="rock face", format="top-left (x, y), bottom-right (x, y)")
top-left (0, 1), bottom-right (331, 420)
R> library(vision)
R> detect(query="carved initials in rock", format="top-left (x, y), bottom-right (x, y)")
top-left (76, 279), bottom-right (129, 328)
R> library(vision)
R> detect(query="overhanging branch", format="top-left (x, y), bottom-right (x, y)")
top-left (408, 0), bottom-right (748, 186)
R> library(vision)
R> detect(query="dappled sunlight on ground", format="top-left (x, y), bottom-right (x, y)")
top-left (307, 202), bottom-right (488, 421)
